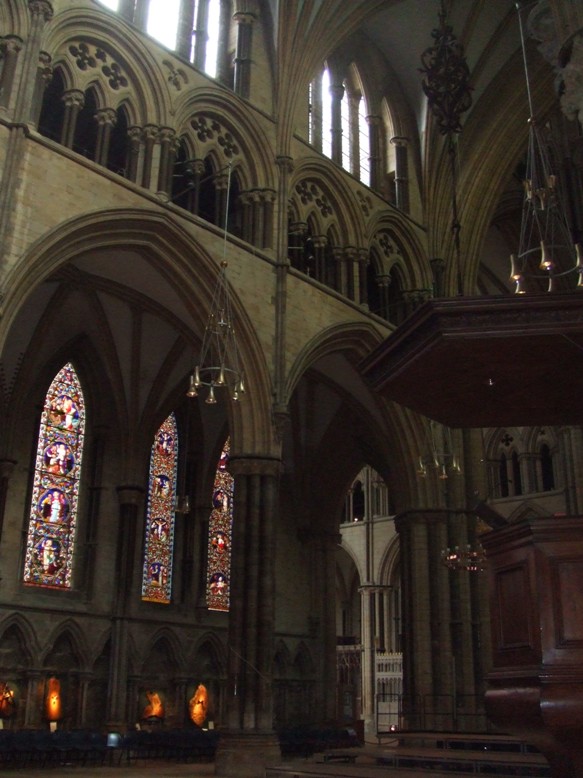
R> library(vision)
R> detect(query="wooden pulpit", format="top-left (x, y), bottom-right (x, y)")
top-left (481, 516), bottom-right (583, 777)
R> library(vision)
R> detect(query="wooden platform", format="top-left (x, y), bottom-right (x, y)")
top-left (266, 738), bottom-right (551, 777)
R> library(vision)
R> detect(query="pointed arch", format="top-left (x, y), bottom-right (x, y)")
top-left (23, 363), bottom-right (86, 590)
top-left (0, 616), bottom-right (37, 669)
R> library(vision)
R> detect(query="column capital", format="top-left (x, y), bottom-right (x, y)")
top-left (228, 455), bottom-right (282, 478)
top-left (366, 114), bottom-right (382, 127)
top-left (158, 126), bottom-right (176, 143)
top-left (390, 136), bottom-right (409, 147)
top-left (28, 0), bottom-right (53, 22)
top-left (0, 459), bottom-right (17, 479)
top-left (233, 11), bottom-right (256, 26)
top-left (276, 155), bottom-right (294, 174)
top-left (116, 485), bottom-right (144, 506)
top-left (95, 107), bottom-right (117, 127)
top-left (142, 123), bottom-right (159, 142)
top-left (62, 89), bottom-right (85, 109)
top-left (127, 125), bottom-right (142, 142)
top-left (2, 36), bottom-right (24, 54)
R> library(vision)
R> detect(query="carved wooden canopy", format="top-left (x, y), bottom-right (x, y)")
top-left (361, 293), bottom-right (583, 428)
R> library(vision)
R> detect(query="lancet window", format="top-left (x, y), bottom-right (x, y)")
top-left (207, 438), bottom-right (233, 611)
top-left (142, 413), bottom-right (178, 604)
top-left (23, 364), bottom-right (85, 589)
top-left (309, 65), bottom-right (371, 185)
top-left (96, 0), bottom-right (230, 82)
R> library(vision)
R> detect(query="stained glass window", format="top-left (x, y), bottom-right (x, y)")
top-left (23, 363), bottom-right (85, 589)
top-left (207, 438), bottom-right (233, 611)
top-left (142, 413), bottom-right (178, 604)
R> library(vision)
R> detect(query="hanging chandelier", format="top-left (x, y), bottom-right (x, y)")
top-left (509, 2), bottom-right (583, 294)
top-left (186, 163), bottom-right (246, 404)
top-left (417, 419), bottom-right (462, 480)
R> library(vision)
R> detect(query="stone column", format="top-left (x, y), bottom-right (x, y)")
top-left (274, 156), bottom-right (293, 419)
top-left (107, 485), bottom-right (143, 728)
top-left (366, 115), bottom-right (383, 192)
top-left (233, 12), bottom-right (255, 99)
top-left (329, 83), bottom-right (345, 165)
top-left (395, 511), bottom-right (447, 729)
top-left (377, 274), bottom-right (390, 321)
top-left (187, 158), bottom-right (206, 215)
top-left (13, 0), bottom-right (53, 123)
top-left (94, 108), bottom-right (117, 167)
top-left (31, 51), bottom-right (52, 125)
top-left (311, 235), bottom-right (326, 284)
top-left (173, 677), bottom-right (189, 727)
top-left (262, 190), bottom-right (276, 249)
top-left (77, 672), bottom-right (92, 727)
top-left (23, 671), bottom-right (42, 728)
top-left (126, 126), bottom-right (142, 183)
top-left (343, 246), bottom-right (357, 301)
top-left (141, 125), bottom-right (158, 189)
top-left (214, 456), bottom-right (282, 778)
top-left (359, 584), bottom-right (377, 732)
top-left (302, 527), bottom-right (340, 724)
top-left (288, 220), bottom-right (307, 272)
top-left (0, 460), bottom-right (16, 545)
top-left (250, 190), bottom-right (263, 247)
top-left (0, 36), bottom-right (23, 109)
top-left (118, 0), bottom-right (135, 23)
top-left (391, 136), bottom-right (409, 213)
top-left (357, 248), bottom-right (369, 307)
top-left (348, 91), bottom-right (361, 178)
top-left (310, 74), bottom-right (323, 152)
top-left (61, 90), bottom-right (85, 149)
top-left (193, 0), bottom-right (210, 71)
top-left (216, 0), bottom-right (233, 86)
top-left (157, 127), bottom-right (176, 195)
top-left (133, 0), bottom-right (149, 32)
top-left (430, 257), bottom-right (446, 297)
top-left (176, 0), bottom-right (196, 60)
top-left (239, 192), bottom-right (253, 243)
top-left (215, 172), bottom-right (229, 229)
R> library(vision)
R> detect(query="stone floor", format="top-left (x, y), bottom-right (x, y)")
top-left (0, 757), bottom-right (483, 778)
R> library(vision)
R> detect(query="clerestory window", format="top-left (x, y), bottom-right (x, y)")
top-left (309, 65), bottom-right (371, 185)
top-left (96, 0), bottom-right (225, 79)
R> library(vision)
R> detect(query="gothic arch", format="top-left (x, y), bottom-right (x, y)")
top-left (190, 632), bottom-right (227, 677)
top-left (284, 320), bottom-right (383, 403)
top-left (41, 621), bottom-right (88, 671)
top-left (0, 208), bottom-right (274, 456)
top-left (0, 614), bottom-right (37, 668)
top-left (174, 91), bottom-right (276, 190)
top-left (379, 533), bottom-right (400, 587)
top-left (273, 640), bottom-right (292, 677)
top-left (139, 629), bottom-right (184, 675)
top-left (290, 160), bottom-right (367, 247)
top-left (43, 7), bottom-right (174, 126)
top-left (366, 218), bottom-right (429, 290)
top-left (293, 641), bottom-right (316, 677)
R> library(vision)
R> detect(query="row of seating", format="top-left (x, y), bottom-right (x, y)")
top-left (0, 729), bottom-right (108, 768)
top-left (118, 728), bottom-right (219, 763)
top-left (0, 727), bottom-right (220, 768)
top-left (277, 725), bottom-right (360, 758)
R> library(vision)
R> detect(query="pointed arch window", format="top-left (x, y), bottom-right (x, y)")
top-left (309, 64), bottom-right (371, 185)
top-left (540, 443), bottom-right (555, 492)
top-left (23, 363), bottom-right (85, 589)
top-left (207, 438), bottom-right (233, 611)
top-left (142, 413), bottom-right (178, 604)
